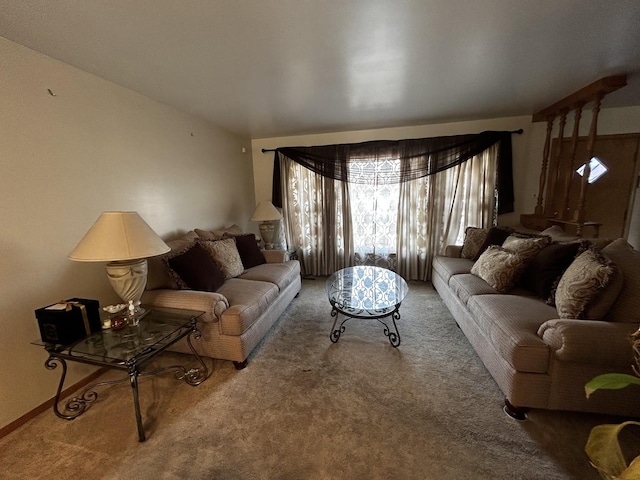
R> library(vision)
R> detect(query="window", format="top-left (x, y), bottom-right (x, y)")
top-left (349, 158), bottom-right (400, 264)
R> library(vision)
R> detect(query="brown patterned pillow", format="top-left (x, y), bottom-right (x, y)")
top-left (461, 227), bottom-right (488, 260)
top-left (194, 228), bottom-right (218, 240)
top-left (470, 245), bottom-right (529, 293)
top-left (199, 238), bottom-right (245, 279)
top-left (555, 249), bottom-right (618, 319)
top-left (502, 234), bottom-right (551, 260)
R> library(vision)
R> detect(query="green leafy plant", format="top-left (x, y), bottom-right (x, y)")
top-left (584, 328), bottom-right (640, 479)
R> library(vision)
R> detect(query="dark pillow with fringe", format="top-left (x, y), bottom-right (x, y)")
top-left (235, 234), bottom-right (266, 269)
top-left (166, 243), bottom-right (226, 292)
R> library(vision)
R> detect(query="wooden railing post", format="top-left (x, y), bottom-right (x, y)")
top-left (535, 116), bottom-right (554, 215)
top-left (575, 93), bottom-right (603, 224)
top-left (545, 110), bottom-right (567, 217)
top-left (560, 103), bottom-right (583, 219)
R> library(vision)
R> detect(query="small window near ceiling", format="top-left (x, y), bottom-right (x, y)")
top-left (576, 157), bottom-right (608, 184)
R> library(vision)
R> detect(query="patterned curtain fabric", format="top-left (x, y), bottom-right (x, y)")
top-left (395, 145), bottom-right (499, 280)
top-left (280, 157), bottom-right (354, 276)
top-left (273, 131), bottom-right (516, 279)
top-left (271, 130), bottom-right (518, 214)
top-left (279, 145), bottom-right (499, 280)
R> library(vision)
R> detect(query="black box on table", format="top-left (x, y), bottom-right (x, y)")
top-left (35, 298), bottom-right (101, 344)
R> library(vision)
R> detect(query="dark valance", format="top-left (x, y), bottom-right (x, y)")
top-left (270, 130), bottom-right (521, 214)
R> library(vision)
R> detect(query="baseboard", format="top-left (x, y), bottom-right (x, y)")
top-left (0, 367), bottom-right (108, 439)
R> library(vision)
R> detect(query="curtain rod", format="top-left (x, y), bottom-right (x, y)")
top-left (261, 129), bottom-right (524, 153)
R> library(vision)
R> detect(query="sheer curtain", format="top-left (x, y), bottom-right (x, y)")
top-left (395, 145), bottom-right (498, 280)
top-left (280, 145), bottom-right (499, 280)
top-left (280, 154), bottom-right (354, 276)
top-left (273, 132), bottom-right (515, 279)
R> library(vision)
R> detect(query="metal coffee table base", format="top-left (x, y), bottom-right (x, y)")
top-left (329, 305), bottom-right (402, 347)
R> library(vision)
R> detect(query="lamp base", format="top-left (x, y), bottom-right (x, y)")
top-left (258, 221), bottom-right (276, 250)
top-left (106, 259), bottom-right (148, 324)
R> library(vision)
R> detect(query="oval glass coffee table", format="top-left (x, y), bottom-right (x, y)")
top-left (326, 266), bottom-right (409, 347)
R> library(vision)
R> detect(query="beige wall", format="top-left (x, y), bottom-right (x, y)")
top-left (251, 106), bottom-right (640, 232)
top-left (0, 37), bottom-right (255, 429)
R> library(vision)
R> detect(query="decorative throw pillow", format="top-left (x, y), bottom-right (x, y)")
top-left (554, 249), bottom-right (618, 319)
top-left (470, 245), bottom-right (529, 293)
top-left (520, 242), bottom-right (580, 300)
top-left (602, 238), bottom-right (639, 323)
top-left (194, 228), bottom-right (218, 240)
top-left (147, 231), bottom-right (199, 290)
top-left (199, 238), bottom-right (245, 279)
top-left (460, 227), bottom-right (488, 260)
top-left (165, 243), bottom-right (226, 292)
top-left (502, 234), bottom-right (551, 260)
top-left (473, 226), bottom-right (514, 260)
top-left (234, 234), bottom-right (266, 269)
top-left (212, 224), bottom-right (243, 238)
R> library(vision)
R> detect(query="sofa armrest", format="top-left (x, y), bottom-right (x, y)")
top-left (263, 250), bottom-right (288, 263)
top-left (444, 245), bottom-right (463, 258)
top-left (539, 319), bottom-right (639, 367)
top-left (141, 289), bottom-right (229, 323)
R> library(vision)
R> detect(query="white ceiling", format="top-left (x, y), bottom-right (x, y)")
top-left (1, 0), bottom-right (640, 139)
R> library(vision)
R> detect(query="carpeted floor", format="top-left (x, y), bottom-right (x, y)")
top-left (2, 278), bottom-right (637, 479)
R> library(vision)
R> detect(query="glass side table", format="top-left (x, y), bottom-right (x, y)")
top-left (32, 306), bottom-right (209, 442)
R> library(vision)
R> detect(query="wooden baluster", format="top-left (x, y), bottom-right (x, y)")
top-left (560, 103), bottom-right (583, 219)
top-left (545, 110), bottom-right (567, 217)
top-left (535, 116), bottom-right (554, 215)
top-left (575, 93), bottom-right (603, 225)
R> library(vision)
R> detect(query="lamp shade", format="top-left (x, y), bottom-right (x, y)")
top-left (250, 201), bottom-right (282, 222)
top-left (68, 211), bottom-right (170, 262)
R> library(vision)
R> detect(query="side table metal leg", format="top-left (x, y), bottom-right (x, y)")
top-left (129, 369), bottom-right (146, 442)
top-left (183, 328), bottom-right (209, 385)
top-left (46, 356), bottom-right (98, 419)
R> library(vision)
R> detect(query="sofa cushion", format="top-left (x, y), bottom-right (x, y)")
top-left (471, 246), bottom-right (529, 293)
top-left (555, 249), bottom-right (619, 320)
top-left (520, 242), bottom-right (581, 300)
top-left (199, 238), bottom-right (245, 279)
top-left (467, 295), bottom-right (557, 373)
top-left (432, 256), bottom-right (474, 284)
top-left (166, 243), bottom-right (226, 292)
top-left (217, 278), bottom-right (280, 335)
top-left (461, 227), bottom-right (488, 260)
top-left (235, 234), bottom-right (266, 269)
top-left (603, 238), bottom-right (640, 323)
top-left (238, 261), bottom-right (300, 291)
top-left (448, 273), bottom-right (498, 305)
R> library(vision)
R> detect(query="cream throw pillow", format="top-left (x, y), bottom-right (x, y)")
top-left (470, 245), bottom-right (529, 293)
top-left (199, 238), bottom-right (245, 279)
top-left (502, 234), bottom-right (551, 260)
top-left (555, 249), bottom-right (619, 319)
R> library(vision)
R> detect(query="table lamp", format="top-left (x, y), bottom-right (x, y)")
top-left (68, 211), bottom-right (170, 324)
top-left (250, 201), bottom-right (282, 249)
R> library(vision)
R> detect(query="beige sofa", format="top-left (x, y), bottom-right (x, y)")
top-left (142, 227), bottom-right (301, 369)
top-left (432, 226), bottom-right (640, 419)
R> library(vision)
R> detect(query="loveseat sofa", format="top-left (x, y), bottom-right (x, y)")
top-left (432, 226), bottom-right (640, 419)
top-left (141, 226), bottom-right (301, 369)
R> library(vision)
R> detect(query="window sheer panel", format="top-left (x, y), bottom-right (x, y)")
top-left (395, 147), bottom-right (498, 281)
top-left (279, 141), bottom-right (501, 279)
top-left (280, 155), bottom-right (353, 276)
